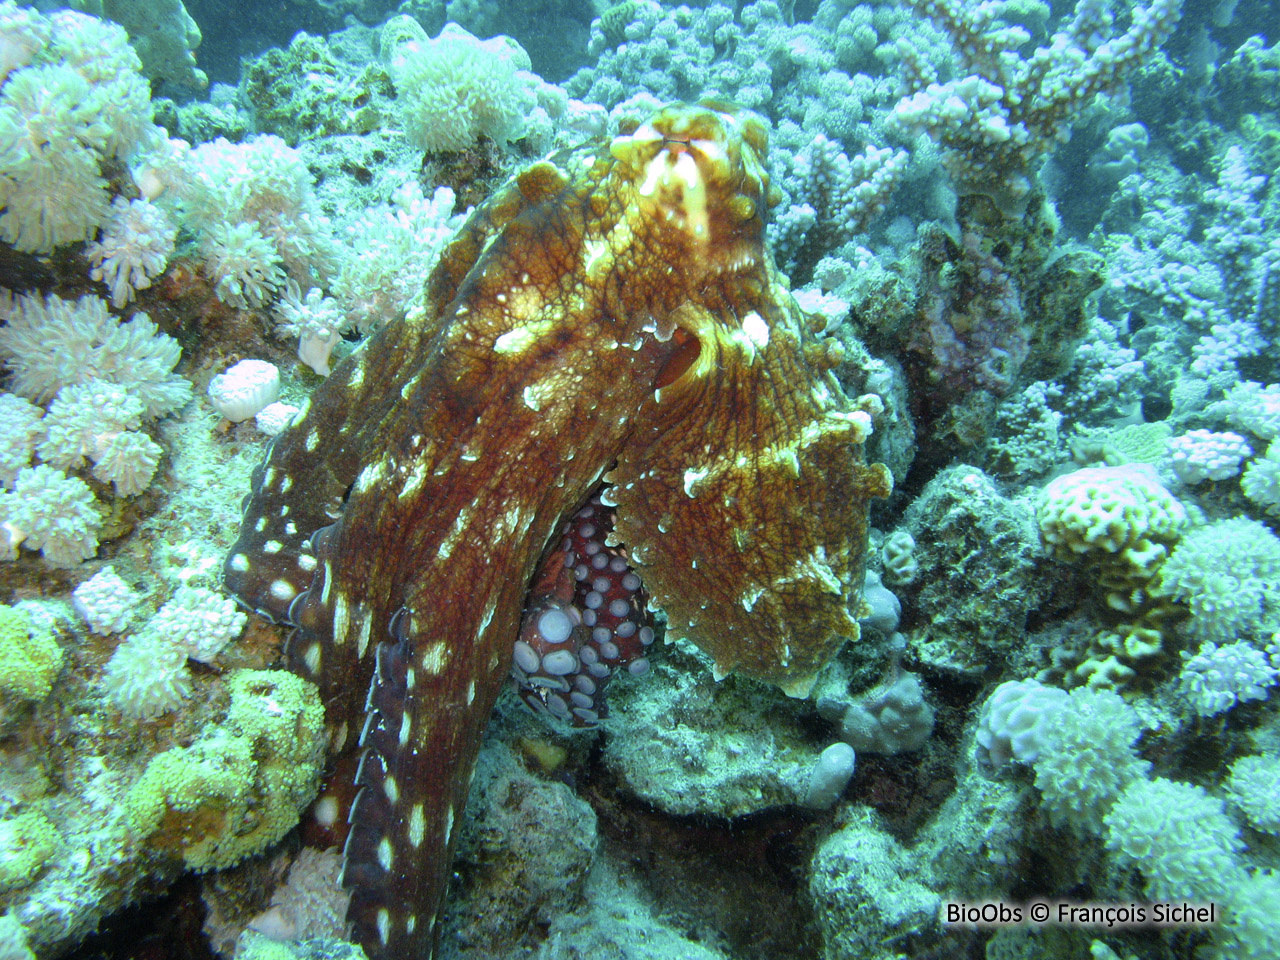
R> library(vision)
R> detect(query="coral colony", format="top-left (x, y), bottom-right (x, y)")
top-left (0, 1), bottom-right (1278, 959)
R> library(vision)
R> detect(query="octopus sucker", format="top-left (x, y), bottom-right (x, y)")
top-left (224, 102), bottom-right (888, 959)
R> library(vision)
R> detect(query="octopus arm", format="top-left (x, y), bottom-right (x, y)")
top-left (609, 291), bottom-right (892, 697)
top-left (224, 101), bottom-right (891, 960)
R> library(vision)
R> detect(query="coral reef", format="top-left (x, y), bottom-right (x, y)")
top-left (1, 0), bottom-right (1278, 959)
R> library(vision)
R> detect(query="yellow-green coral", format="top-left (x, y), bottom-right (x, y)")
top-left (0, 809), bottom-right (60, 893)
top-left (1038, 464), bottom-right (1186, 557)
top-left (0, 604), bottom-right (63, 701)
top-left (124, 669), bottom-right (324, 871)
top-left (1073, 421), bottom-right (1173, 466)
top-left (1037, 465), bottom-right (1188, 687)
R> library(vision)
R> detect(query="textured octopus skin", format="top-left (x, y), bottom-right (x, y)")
top-left (223, 102), bottom-right (891, 959)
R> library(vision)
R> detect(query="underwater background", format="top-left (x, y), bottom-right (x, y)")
top-left (1, 0), bottom-right (1279, 958)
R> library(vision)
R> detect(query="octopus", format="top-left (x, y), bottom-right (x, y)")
top-left (223, 102), bottom-right (891, 959)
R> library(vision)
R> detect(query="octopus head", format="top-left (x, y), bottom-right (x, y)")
top-left (609, 102), bottom-right (776, 277)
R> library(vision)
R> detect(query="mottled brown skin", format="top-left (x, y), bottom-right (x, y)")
top-left (224, 103), bottom-right (890, 959)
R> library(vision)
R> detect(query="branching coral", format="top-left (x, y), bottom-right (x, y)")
top-left (888, 0), bottom-right (1182, 209)
top-left (0, 291), bottom-right (190, 416)
top-left (383, 17), bottom-right (535, 152)
top-left (0, 4), bottom-right (154, 252)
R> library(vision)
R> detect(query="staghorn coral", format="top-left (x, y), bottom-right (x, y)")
top-left (223, 102), bottom-right (890, 958)
top-left (888, 0), bottom-right (1183, 210)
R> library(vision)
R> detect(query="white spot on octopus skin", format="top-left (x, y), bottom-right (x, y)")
top-left (408, 803), bottom-right (426, 847)
top-left (333, 593), bottom-right (351, 644)
top-left (683, 467), bottom-right (708, 497)
top-left (741, 311), bottom-right (770, 349)
top-left (269, 579), bottom-right (297, 602)
top-left (384, 775), bottom-right (399, 804)
top-left (421, 640), bottom-right (448, 675)
top-left (377, 908), bottom-right (391, 946)
top-left (263, 540), bottom-right (283, 554)
top-left (229, 553), bottom-right (250, 573)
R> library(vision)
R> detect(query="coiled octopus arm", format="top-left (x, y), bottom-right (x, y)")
top-left (223, 102), bottom-right (890, 960)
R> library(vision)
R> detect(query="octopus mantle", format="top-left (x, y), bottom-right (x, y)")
top-left (224, 103), bottom-right (890, 959)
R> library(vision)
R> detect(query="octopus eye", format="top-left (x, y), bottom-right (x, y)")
top-left (653, 328), bottom-right (702, 390)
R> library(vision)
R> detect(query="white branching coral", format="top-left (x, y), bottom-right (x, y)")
top-left (0, 290), bottom-right (191, 415)
top-left (0, 392), bottom-right (42, 488)
top-left (887, 0), bottom-right (1181, 207)
top-left (100, 631), bottom-right (191, 719)
top-left (1167, 430), bottom-right (1252, 485)
top-left (200, 221), bottom-right (287, 309)
top-left (1178, 641), bottom-right (1277, 716)
top-left (1210, 381), bottom-right (1280, 442)
top-left (87, 196), bottom-right (177, 308)
top-left (1154, 517), bottom-right (1280, 642)
top-left (0, 464), bottom-right (102, 567)
top-left (146, 586), bottom-right (246, 663)
top-left (274, 281), bottom-right (345, 375)
top-left (1242, 441), bottom-right (1280, 517)
top-left (72, 565), bottom-right (140, 634)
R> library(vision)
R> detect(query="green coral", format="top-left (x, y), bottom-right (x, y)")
top-left (0, 604), bottom-right (63, 702)
top-left (240, 33), bottom-right (393, 146)
top-left (0, 809), bottom-right (60, 893)
top-left (123, 669), bottom-right (324, 872)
